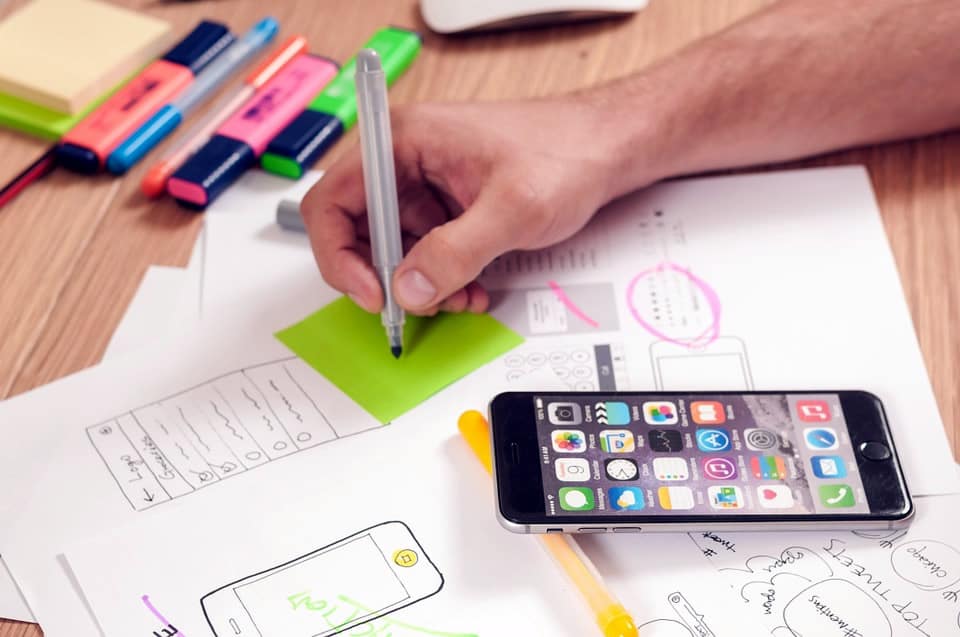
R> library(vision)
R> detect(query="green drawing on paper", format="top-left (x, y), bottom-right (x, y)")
top-left (276, 297), bottom-right (524, 423)
top-left (287, 592), bottom-right (478, 636)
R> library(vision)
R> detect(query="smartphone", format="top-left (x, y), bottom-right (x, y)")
top-left (490, 391), bottom-right (912, 533)
top-left (201, 521), bottom-right (444, 636)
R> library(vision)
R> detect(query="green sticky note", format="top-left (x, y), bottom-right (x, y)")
top-left (276, 297), bottom-right (524, 423)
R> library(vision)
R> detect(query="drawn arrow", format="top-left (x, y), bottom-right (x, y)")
top-left (142, 488), bottom-right (155, 503)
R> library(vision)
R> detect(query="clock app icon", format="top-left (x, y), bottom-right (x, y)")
top-left (605, 458), bottom-right (639, 481)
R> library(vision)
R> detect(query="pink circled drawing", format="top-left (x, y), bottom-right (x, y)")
top-left (626, 262), bottom-right (722, 348)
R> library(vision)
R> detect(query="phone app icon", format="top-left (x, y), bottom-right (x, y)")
top-left (708, 485), bottom-right (745, 509)
top-left (696, 428), bottom-right (731, 453)
top-left (811, 455), bottom-right (847, 478)
top-left (819, 484), bottom-right (855, 508)
top-left (609, 487), bottom-right (645, 511)
top-left (555, 458), bottom-right (591, 482)
top-left (552, 430), bottom-right (586, 453)
top-left (595, 401), bottom-right (631, 425)
top-left (757, 485), bottom-right (794, 509)
top-left (797, 400), bottom-right (831, 422)
top-left (605, 458), bottom-right (639, 481)
top-left (804, 427), bottom-right (839, 450)
top-left (702, 457), bottom-right (738, 480)
top-left (643, 401), bottom-right (678, 425)
top-left (653, 457), bottom-right (689, 481)
top-left (548, 402), bottom-right (583, 425)
top-left (750, 455), bottom-right (788, 480)
top-left (744, 428), bottom-right (780, 451)
top-left (599, 430), bottom-right (635, 453)
top-left (658, 486), bottom-right (695, 510)
top-left (691, 401), bottom-right (725, 425)
top-left (559, 487), bottom-right (595, 511)
top-left (648, 429), bottom-right (684, 453)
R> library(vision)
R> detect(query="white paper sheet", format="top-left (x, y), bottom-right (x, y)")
top-left (694, 493), bottom-right (960, 636)
top-left (479, 166), bottom-right (957, 498)
top-left (2, 166), bottom-right (956, 636)
top-left (201, 169), bottom-right (322, 314)
top-left (0, 558), bottom-right (31, 622)
top-left (102, 266), bottom-right (190, 360)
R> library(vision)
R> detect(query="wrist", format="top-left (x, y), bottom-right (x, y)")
top-left (576, 71), bottom-right (691, 201)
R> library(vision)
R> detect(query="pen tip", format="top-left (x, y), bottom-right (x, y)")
top-left (391, 346), bottom-right (402, 359)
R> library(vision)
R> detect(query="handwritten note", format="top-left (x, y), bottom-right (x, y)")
top-left (693, 494), bottom-right (960, 636)
top-left (276, 297), bottom-right (524, 423)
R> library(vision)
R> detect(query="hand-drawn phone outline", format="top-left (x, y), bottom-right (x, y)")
top-left (650, 336), bottom-right (755, 391)
top-left (200, 520), bottom-right (444, 637)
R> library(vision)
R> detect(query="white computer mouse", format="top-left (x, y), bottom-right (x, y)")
top-left (420, 0), bottom-right (648, 34)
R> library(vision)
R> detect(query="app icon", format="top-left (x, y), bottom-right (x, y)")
top-left (595, 401), bottom-right (631, 425)
top-left (548, 402), bottom-right (583, 425)
top-left (648, 429), bottom-right (684, 453)
top-left (797, 400), bottom-right (831, 422)
top-left (653, 457), bottom-right (689, 481)
top-left (708, 485), bottom-right (744, 509)
top-left (811, 455), bottom-right (847, 479)
top-left (552, 430), bottom-right (586, 453)
top-left (605, 458), bottom-right (639, 481)
top-left (555, 458), bottom-right (591, 482)
top-left (599, 430), bottom-right (635, 453)
top-left (819, 484), bottom-right (855, 508)
top-left (702, 457), bottom-right (738, 480)
top-left (757, 485), bottom-right (794, 509)
top-left (559, 487), bottom-right (595, 511)
top-left (804, 428), bottom-right (839, 450)
top-left (691, 401), bottom-right (725, 425)
top-left (696, 428), bottom-right (731, 453)
top-left (750, 455), bottom-right (788, 480)
top-left (643, 401), bottom-right (678, 425)
top-left (744, 428), bottom-right (780, 451)
top-left (609, 487), bottom-right (645, 511)
top-left (658, 486), bottom-right (695, 510)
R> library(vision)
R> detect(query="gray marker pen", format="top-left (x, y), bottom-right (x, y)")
top-left (355, 49), bottom-right (405, 358)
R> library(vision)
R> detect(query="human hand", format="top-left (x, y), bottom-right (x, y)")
top-left (301, 97), bottom-right (644, 315)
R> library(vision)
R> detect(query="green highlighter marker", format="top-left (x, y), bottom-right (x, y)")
top-left (261, 26), bottom-right (421, 179)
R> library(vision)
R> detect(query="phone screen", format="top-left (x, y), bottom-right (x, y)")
top-left (534, 393), bottom-right (869, 517)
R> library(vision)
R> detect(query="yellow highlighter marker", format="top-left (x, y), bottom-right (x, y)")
top-left (457, 410), bottom-right (638, 637)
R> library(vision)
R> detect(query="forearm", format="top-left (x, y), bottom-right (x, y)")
top-left (595, 0), bottom-right (960, 197)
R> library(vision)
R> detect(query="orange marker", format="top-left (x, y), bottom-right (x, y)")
top-left (57, 21), bottom-right (235, 174)
top-left (141, 35), bottom-right (308, 198)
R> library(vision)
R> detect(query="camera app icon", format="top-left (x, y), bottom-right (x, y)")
top-left (548, 402), bottom-right (583, 425)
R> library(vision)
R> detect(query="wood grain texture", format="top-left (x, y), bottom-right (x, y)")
top-left (0, 0), bottom-right (955, 634)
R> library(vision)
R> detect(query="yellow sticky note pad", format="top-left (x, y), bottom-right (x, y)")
top-left (0, 0), bottom-right (171, 113)
top-left (276, 297), bottom-right (524, 423)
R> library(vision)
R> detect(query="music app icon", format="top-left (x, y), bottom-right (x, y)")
top-left (702, 457), bottom-right (738, 480)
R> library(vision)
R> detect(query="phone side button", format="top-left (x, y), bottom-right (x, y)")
top-left (612, 527), bottom-right (642, 533)
top-left (859, 441), bottom-right (892, 461)
top-left (577, 527), bottom-right (606, 533)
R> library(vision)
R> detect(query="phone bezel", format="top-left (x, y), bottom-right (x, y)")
top-left (490, 390), bottom-right (913, 528)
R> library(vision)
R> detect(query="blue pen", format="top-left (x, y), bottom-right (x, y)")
top-left (106, 17), bottom-right (279, 175)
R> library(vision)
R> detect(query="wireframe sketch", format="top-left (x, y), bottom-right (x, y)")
top-left (201, 521), bottom-right (444, 637)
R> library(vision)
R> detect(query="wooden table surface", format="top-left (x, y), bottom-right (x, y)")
top-left (1, 0), bottom-right (957, 634)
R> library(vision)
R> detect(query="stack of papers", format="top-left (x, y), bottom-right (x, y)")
top-left (1, 166), bottom-right (958, 636)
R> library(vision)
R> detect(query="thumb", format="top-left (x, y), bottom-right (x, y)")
top-left (393, 191), bottom-right (517, 311)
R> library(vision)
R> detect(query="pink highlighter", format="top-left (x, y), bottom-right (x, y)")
top-left (167, 53), bottom-right (338, 209)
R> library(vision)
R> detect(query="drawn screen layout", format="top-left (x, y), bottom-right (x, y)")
top-left (86, 357), bottom-right (379, 511)
top-left (236, 534), bottom-right (408, 637)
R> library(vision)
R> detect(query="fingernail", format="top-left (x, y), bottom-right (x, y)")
top-left (395, 269), bottom-right (437, 307)
top-left (347, 292), bottom-right (369, 311)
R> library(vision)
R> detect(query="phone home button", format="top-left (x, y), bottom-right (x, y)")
top-left (859, 441), bottom-right (891, 461)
